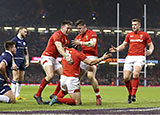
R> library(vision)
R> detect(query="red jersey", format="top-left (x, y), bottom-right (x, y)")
top-left (75, 29), bottom-right (98, 56)
top-left (125, 31), bottom-right (152, 56)
top-left (42, 30), bottom-right (69, 58)
top-left (62, 48), bottom-right (86, 77)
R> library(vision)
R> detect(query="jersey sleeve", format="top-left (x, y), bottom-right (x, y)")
top-left (124, 33), bottom-right (130, 43)
top-left (54, 33), bottom-right (62, 42)
top-left (145, 33), bottom-right (152, 44)
top-left (76, 51), bottom-right (87, 61)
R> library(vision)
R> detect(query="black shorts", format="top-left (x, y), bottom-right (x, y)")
top-left (0, 84), bottom-right (11, 95)
top-left (15, 59), bottom-right (25, 71)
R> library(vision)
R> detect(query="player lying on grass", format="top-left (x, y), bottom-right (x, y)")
top-left (0, 41), bottom-right (16, 103)
top-left (47, 47), bottom-right (112, 106)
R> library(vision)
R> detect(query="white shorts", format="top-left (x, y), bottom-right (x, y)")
top-left (41, 55), bottom-right (62, 71)
top-left (124, 56), bottom-right (145, 71)
top-left (80, 56), bottom-right (98, 70)
top-left (60, 75), bottom-right (80, 94)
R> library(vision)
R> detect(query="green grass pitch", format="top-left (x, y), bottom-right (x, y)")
top-left (0, 86), bottom-right (160, 111)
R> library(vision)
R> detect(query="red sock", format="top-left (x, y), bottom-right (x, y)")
top-left (57, 90), bottom-right (67, 98)
top-left (132, 78), bottom-right (139, 96)
top-left (94, 88), bottom-right (101, 98)
top-left (36, 78), bottom-right (48, 97)
top-left (53, 81), bottom-right (61, 95)
top-left (57, 97), bottom-right (76, 105)
top-left (124, 80), bottom-right (132, 95)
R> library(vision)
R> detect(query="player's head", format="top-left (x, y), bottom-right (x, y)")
top-left (75, 19), bottom-right (87, 35)
top-left (4, 41), bottom-right (16, 55)
top-left (61, 20), bottom-right (72, 36)
top-left (131, 18), bottom-right (141, 33)
top-left (17, 26), bottom-right (27, 38)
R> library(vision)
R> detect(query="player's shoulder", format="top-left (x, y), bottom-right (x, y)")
top-left (52, 30), bottom-right (63, 38)
top-left (11, 36), bottom-right (18, 41)
top-left (87, 29), bottom-right (96, 34)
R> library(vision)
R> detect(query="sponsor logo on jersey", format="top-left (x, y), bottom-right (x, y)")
top-left (130, 39), bottom-right (143, 42)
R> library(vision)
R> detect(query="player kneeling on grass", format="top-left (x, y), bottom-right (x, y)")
top-left (0, 41), bottom-right (16, 103)
top-left (48, 47), bottom-right (112, 106)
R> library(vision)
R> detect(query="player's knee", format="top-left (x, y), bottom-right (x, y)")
top-left (45, 74), bottom-right (54, 81)
top-left (133, 72), bottom-right (139, 78)
top-left (11, 97), bottom-right (16, 103)
top-left (124, 76), bottom-right (130, 82)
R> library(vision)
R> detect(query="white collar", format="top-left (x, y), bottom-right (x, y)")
top-left (17, 35), bottom-right (23, 40)
top-left (5, 50), bottom-right (13, 57)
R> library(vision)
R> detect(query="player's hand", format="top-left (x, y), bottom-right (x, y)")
top-left (146, 50), bottom-right (152, 56)
top-left (64, 55), bottom-right (74, 65)
top-left (25, 62), bottom-right (29, 68)
top-left (71, 40), bottom-right (81, 47)
top-left (109, 45), bottom-right (117, 53)
top-left (6, 77), bottom-right (10, 83)
top-left (102, 52), bottom-right (112, 60)
top-left (12, 63), bottom-right (18, 71)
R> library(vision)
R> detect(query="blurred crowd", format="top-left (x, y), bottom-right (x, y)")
top-left (0, 29), bottom-right (159, 86)
top-left (0, 0), bottom-right (160, 28)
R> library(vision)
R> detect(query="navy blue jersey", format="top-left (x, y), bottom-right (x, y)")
top-left (0, 51), bottom-right (13, 84)
top-left (11, 36), bottom-right (28, 60)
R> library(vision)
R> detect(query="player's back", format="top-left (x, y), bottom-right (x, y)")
top-left (0, 51), bottom-right (12, 83)
top-left (62, 48), bottom-right (86, 77)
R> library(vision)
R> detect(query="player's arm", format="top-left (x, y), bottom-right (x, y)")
top-left (24, 47), bottom-right (29, 68)
top-left (55, 41), bottom-right (73, 64)
top-left (83, 53), bottom-right (112, 65)
top-left (0, 61), bottom-right (10, 83)
top-left (146, 42), bottom-right (154, 56)
top-left (72, 38), bottom-right (97, 47)
top-left (109, 41), bottom-right (128, 53)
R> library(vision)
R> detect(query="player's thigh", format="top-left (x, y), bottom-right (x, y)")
top-left (4, 90), bottom-right (16, 103)
top-left (79, 68), bottom-right (86, 81)
top-left (55, 67), bottom-right (62, 76)
top-left (133, 66), bottom-right (142, 78)
top-left (43, 65), bottom-right (55, 81)
top-left (12, 70), bottom-right (20, 81)
top-left (69, 92), bottom-right (81, 105)
top-left (123, 70), bottom-right (132, 81)
top-left (19, 70), bottom-right (25, 81)
top-left (87, 65), bottom-right (97, 79)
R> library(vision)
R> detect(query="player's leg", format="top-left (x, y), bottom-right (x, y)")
top-left (4, 90), bottom-right (16, 103)
top-left (123, 70), bottom-right (132, 103)
top-left (131, 65), bottom-right (142, 102)
top-left (79, 68), bottom-right (87, 81)
top-left (0, 85), bottom-right (16, 103)
top-left (34, 64), bottom-right (54, 104)
top-left (49, 62), bottom-right (63, 99)
top-left (11, 70), bottom-right (19, 96)
top-left (35, 65), bottom-right (54, 97)
top-left (16, 70), bottom-right (25, 100)
top-left (87, 65), bottom-right (101, 105)
top-left (123, 56), bottom-right (134, 103)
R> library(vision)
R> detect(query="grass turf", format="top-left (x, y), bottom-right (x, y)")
top-left (0, 86), bottom-right (160, 111)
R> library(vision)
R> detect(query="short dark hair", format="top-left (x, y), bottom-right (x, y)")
top-left (131, 18), bottom-right (141, 24)
top-left (17, 26), bottom-right (27, 33)
top-left (4, 41), bottom-right (16, 50)
top-left (75, 19), bottom-right (86, 27)
top-left (61, 20), bottom-right (73, 26)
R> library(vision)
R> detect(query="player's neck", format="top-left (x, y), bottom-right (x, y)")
top-left (17, 34), bottom-right (23, 40)
top-left (134, 29), bottom-right (140, 34)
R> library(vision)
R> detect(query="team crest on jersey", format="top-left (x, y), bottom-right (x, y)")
top-left (23, 42), bottom-right (26, 46)
top-left (130, 35), bottom-right (134, 38)
top-left (86, 36), bottom-right (88, 40)
top-left (18, 41), bottom-right (21, 44)
top-left (140, 34), bottom-right (143, 39)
